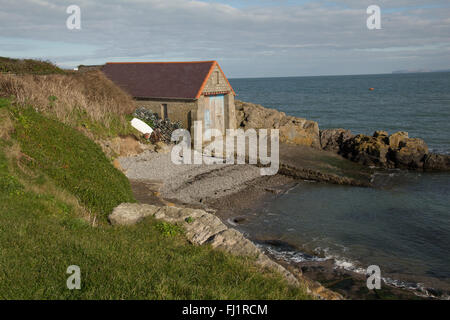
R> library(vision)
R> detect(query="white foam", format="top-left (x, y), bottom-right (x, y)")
top-left (263, 243), bottom-right (449, 299)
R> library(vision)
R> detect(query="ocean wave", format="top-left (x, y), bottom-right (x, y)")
top-left (258, 243), bottom-right (449, 299)
top-left (256, 243), bottom-right (327, 263)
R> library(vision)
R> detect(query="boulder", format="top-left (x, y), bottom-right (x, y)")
top-left (388, 131), bottom-right (409, 150)
top-left (423, 153), bottom-right (450, 171)
top-left (320, 128), bottom-right (354, 152)
top-left (108, 203), bottom-right (160, 225)
top-left (154, 206), bottom-right (196, 223)
top-left (390, 138), bottom-right (428, 169)
top-left (279, 118), bottom-right (320, 148)
top-left (235, 100), bottom-right (321, 149)
top-left (207, 228), bottom-right (262, 257)
top-left (341, 134), bottom-right (390, 167)
top-left (183, 213), bottom-right (228, 245)
top-left (373, 130), bottom-right (388, 139)
top-left (339, 130), bottom-right (430, 169)
top-left (235, 100), bottom-right (286, 129)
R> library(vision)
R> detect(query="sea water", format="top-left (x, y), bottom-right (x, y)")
top-left (229, 73), bottom-right (450, 298)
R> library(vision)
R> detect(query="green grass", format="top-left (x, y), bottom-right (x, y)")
top-left (10, 105), bottom-right (135, 219)
top-left (0, 97), bottom-right (12, 109)
top-left (0, 186), bottom-right (309, 299)
top-left (0, 56), bottom-right (66, 75)
top-left (72, 108), bottom-right (137, 140)
top-left (154, 221), bottom-right (184, 237)
top-left (0, 102), bottom-right (311, 299)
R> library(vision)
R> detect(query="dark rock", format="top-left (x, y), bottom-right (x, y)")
top-left (339, 130), bottom-right (430, 170)
top-left (320, 128), bottom-right (354, 152)
top-left (388, 131), bottom-right (409, 150)
top-left (373, 130), bottom-right (388, 138)
top-left (390, 137), bottom-right (428, 169)
top-left (232, 216), bottom-right (247, 224)
top-left (423, 153), bottom-right (450, 171)
top-left (341, 134), bottom-right (390, 167)
top-left (373, 130), bottom-right (389, 144)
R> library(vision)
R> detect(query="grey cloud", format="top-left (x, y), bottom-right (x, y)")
top-left (0, 0), bottom-right (449, 76)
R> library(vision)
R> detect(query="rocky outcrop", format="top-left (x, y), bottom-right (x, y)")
top-left (423, 153), bottom-right (450, 171)
top-left (341, 134), bottom-right (391, 167)
top-left (390, 137), bottom-right (429, 169)
top-left (320, 129), bottom-right (354, 152)
top-left (388, 131), bottom-right (408, 150)
top-left (109, 203), bottom-right (159, 225)
top-left (234, 101), bottom-right (443, 171)
top-left (320, 130), bottom-right (430, 170)
top-left (109, 203), bottom-right (343, 300)
top-left (235, 100), bottom-right (321, 149)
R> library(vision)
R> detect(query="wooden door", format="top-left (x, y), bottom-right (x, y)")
top-left (212, 95), bottom-right (225, 135)
top-left (204, 108), bottom-right (211, 140)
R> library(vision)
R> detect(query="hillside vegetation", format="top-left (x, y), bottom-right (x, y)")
top-left (0, 57), bottom-right (66, 75)
top-left (0, 58), bottom-right (135, 140)
top-left (0, 58), bottom-right (311, 299)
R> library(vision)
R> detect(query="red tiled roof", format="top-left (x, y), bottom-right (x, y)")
top-left (102, 61), bottom-right (234, 100)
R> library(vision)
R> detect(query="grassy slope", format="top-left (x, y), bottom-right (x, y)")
top-left (0, 60), bottom-right (137, 142)
top-left (0, 99), bottom-right (310, 299)
top-left (0, 57), bottom-right (66, 75)
top-left (11, 105), bottom-right (134, 218)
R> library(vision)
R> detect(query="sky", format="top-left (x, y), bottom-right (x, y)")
top-left (0, 0), bottom-right (449, 78)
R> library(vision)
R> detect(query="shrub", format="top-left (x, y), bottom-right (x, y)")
top-left (154, 222), bottom-right (184, 237)
top-left (0, 57), bottom-right (65, 75)
top-left (0, 70), bottom-right (136, 138)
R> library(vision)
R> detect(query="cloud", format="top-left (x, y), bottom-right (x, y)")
top-left (0, 0), bottom-right (449, 76)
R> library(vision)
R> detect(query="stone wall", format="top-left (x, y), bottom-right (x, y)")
top-left (202, 65), bottom-right (232, 94)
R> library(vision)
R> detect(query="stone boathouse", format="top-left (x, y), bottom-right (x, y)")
top-left (102, 61), bottom-right (236, 137)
